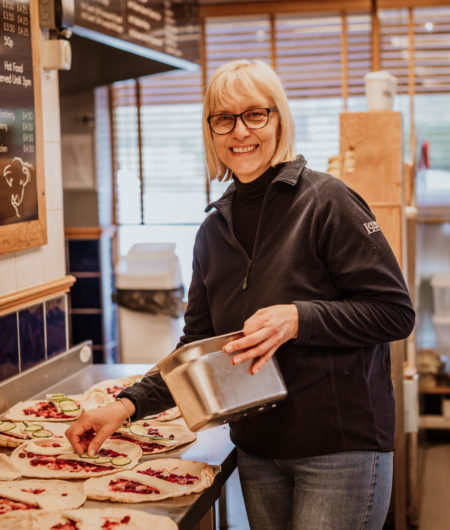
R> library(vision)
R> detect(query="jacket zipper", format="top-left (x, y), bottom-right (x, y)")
top-left (242, 261), bottom-right (252, 290)
top-left (214, 178), bottom-right (277, 291)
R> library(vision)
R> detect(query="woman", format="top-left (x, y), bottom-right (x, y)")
top-left (66, 60), bottom-right (415, 529)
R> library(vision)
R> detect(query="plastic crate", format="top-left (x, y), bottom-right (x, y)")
top-left (431, 273), bottom-right (450, 317)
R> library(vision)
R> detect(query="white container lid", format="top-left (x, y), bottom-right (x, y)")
top-left (364, 70), bottom-right (397, 83)
top-left (115, 242), bottom-right (182, 290)
top-left (431, 273), bottom-right (450, 288)
top-left (432, 315), bottom-right (450, 325)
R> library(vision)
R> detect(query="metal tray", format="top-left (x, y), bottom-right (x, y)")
top-left (157, 332), bottom-right (287, 431)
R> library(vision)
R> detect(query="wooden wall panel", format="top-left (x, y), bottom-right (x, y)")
top-left (340, 111), bottom-right (408, 530)
top-left (371, 205), bottom-right (403, 266)
top-left (340, 111), bottom-right (404, 268)
top-left (340, 111), bottom-right (403, 206)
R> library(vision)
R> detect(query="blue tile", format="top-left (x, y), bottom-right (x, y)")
top-left (71, 313), bottom-right (103, 345)
top-left (19, 304), bottom-right (45, 371)
top-left (70, 277), bottom-right (101, 308)
top-left (68, 240), bottom-right (99, 272)
top-left (0, 312), bottom-right (19, 381)
top-left (46, 297), bottom-right (67, 358)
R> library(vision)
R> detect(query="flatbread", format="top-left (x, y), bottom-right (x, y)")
top-left (82, 375), bottom-right (143, 411)
top-left (111, 420), bottom-right (196, 455)
top-left (4, 396), bottom-right (82, 422)
top-left (10, 438), bottom-right (142, 479)
top-left (0, 421), bottom-right (69, 448)
top-left (143, 407), bottom-right (181, 422)
top-left (0, 507), bottom-right (178, 530)
top-left (0, 454), bottom-right (21, 481)
top-left (85, 458), bottom-right (214, 503)
top-left (0, 479), bottom-right (85, 514)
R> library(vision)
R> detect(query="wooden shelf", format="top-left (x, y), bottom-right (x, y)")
top-left (419, 415), bottom-right (450, 430)
top-left (420, 387), bottom-right (450, 395)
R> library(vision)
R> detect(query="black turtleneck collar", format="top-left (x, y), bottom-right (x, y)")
top-left (233, 165), bottom-right (280, 208)
top-left (232, 165), bottom-right (281, 257)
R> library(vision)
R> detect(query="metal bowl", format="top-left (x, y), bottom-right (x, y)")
top-left (157, 331), bottom-right (287, 431)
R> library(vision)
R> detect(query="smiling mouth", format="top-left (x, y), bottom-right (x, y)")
top-left (230, 145), bottom-right (258, 154)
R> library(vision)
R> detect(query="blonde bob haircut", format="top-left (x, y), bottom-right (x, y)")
top-left (203, 59), bottom-right (296, 181)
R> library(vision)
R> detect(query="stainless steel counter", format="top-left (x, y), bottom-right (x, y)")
top-left (0, 342), bottom-right (237, 530)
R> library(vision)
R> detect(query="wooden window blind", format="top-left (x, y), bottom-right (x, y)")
top-left (111, 69), bottom-right (204, 225)
top-left (204, 15), bottom-right (272, 82)
top-left (110, 3), bottom-right (450, 227)
top-left (204, 15), bottom-right (272, 197)
top-left (275, 12), bottom-right (343, 98)
top-left (111, 80), bottom-right (141, 225)
top-left (412, 7), bottom-right (450, 94)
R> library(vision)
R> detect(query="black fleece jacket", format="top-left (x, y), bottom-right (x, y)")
top-left (119, 156), bottom-right (415, 458)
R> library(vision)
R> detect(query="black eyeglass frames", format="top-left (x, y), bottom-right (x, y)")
top-left (207, 107), bottom-right (278, 135)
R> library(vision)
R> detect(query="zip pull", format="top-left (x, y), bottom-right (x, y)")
top-left (242, 260), bottom-right (252, 290)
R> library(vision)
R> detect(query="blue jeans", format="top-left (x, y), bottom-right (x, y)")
top-left (237, 448), bottom-right (393, 530)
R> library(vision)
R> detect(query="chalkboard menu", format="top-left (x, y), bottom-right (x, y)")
top-left (0, 0), bottom-right (46, 254)
top-left (74, 0), bottom-right (199, 67)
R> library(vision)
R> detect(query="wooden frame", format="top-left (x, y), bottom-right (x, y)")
top-left (0, 275), bottom-right (75, 316)
top-left (0, 0), bottom-right (46, 255)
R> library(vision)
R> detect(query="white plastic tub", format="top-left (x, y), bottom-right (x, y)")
top-left (432, 315), bottom-right (450, 356)
top-left (115, 243), bottom-right (184, 363)
top-left (364, 70), bottom-right (397, 111)
top-left (431, 273), bottom-right (450, 317)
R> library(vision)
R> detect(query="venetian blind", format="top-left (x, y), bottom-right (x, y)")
top-left (111, 80), bottom-right (140, 225)
top-left (204, 15), bottom-right (272, 196)
top-left (111, 4), bottom-right (450, 225)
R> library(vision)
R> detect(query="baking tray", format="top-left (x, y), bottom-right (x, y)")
top-left (157, 331), bottom-right (288, 431)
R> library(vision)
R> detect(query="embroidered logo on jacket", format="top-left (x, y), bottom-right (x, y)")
top-left (364, 221), bottom-right (381, 234)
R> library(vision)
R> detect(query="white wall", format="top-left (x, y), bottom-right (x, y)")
top-left (0, 47), bottom-right (66, 296)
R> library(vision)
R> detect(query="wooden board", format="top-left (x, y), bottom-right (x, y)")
top-left (340, 111), bottom-right (408, 530)
top-left (340, 111), bottom-right (403, 205)
top-left (0, 0), bottom-right (46, 255)
top-left (340, 111), bottom-right (405, 268)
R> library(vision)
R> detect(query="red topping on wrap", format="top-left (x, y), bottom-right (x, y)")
top-left (109, 478), bottom-right (160, 495)
top-left (0, 496), bottom-right (39, 514)
top-left (21, 488), bottom-right (45, 494)
top-left (110, 433), bottom-right (164, 452)
top-left (25, 453), bottom-right (114, 473)
top-left (51, 519), bottom-right (78, 529)
top-left (102, 515), bottom-right (131, 528)
top-left (138, 467), bottom-right (198, 485)
top-left (22, 401), bottom-right (77, 420)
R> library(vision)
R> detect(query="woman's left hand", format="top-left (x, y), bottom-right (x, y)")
top-left (223, 304), bottom-right (299, 374)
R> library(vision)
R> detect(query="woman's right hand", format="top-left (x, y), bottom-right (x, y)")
top-left (65, 398), bottom-right (136, 456)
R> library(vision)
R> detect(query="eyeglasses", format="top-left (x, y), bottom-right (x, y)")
top-left (207, 107), bottom-right (278, 135)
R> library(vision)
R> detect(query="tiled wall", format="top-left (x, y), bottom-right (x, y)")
top-left (0, 295), bottom-right (68, 382)
top-left (67, 236), bottom-right (118, 364)
top-left (0, 29), bottom-right (68, 383)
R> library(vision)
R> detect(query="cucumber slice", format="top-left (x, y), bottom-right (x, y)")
top-left (32, 429), bottom-right (53, 438)
top-left (0, 420), bottom-right (3, 426)
top-left (59, 400), bottom-right (79, 412)
top-left (111, 456), bottom-right (131, 466)
top-left (0, 422), bottom-right (16, 432)
top-left (129, 424), bottom-right (147, 437)
top-left (128, 424), bottom-right (170, 440)
top-left (24, 424), bottom-right (43, 432)
top-left (80, 453), bottom-right (94, 459)
top-left (48, 394), bottom-right (66, 402)
top-left (94, 456), bottom-right (112, 465)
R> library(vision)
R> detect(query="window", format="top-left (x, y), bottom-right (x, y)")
top-left (110, 4), bottom-right (450, 296)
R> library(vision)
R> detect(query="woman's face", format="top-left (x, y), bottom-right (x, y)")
top-left (210, 90), bottom-right (279, 183)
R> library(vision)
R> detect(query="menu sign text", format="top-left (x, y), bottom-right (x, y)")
top-left (0, 0), bottom-right (38, 225)
top-left (74, 0), bottom-right (199, 65)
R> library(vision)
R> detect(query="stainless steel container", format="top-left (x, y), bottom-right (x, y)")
top-left (156, 331), bottom-right (288, 431)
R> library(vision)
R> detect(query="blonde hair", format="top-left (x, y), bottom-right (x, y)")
top-left (203, 60), bottom-right (296, 181)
